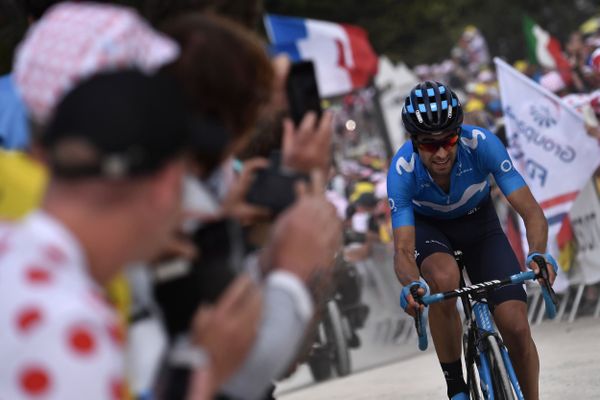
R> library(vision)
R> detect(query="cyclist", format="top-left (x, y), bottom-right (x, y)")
top-left (387, 81), bottom-right (557, 400)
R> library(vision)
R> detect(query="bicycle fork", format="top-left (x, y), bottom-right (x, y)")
top-left (472, 302), bottom-right (524, 400)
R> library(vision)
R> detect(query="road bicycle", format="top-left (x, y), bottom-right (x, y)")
top-left (306, 261), bottom-right (369, 382)
top-left (411, 251), bottom-right (558, 400)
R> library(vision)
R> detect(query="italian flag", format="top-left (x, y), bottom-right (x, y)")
top-left (523, 16), bottom-right (572, 84)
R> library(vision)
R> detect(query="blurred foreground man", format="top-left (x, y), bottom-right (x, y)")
top-left (0, 70), bottom-right (261, 400)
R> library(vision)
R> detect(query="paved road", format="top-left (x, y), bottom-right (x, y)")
top-left (277, 316), bottom-right (600, 399)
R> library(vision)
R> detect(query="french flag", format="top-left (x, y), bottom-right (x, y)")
top-left (264, 14), bottom-right (378, 98)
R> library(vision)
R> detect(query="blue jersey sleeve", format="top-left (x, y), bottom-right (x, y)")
top-left (474, 127), bottom-right (526, 197)
top-left (386, 150), bottom-right (417, 228)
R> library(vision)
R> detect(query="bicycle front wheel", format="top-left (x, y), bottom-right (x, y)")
top-left (486, 336), bottom-right (516, 400)
top-left (325, 300), bottom-right (351, 377)
top-left (463, 330), bottom-right (484, 400)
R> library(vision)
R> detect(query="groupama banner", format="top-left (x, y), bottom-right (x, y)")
top-left (495, 57), bottom-right (600, 237)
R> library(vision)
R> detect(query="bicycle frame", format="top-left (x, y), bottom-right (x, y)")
top-left (411, 254), bottom-right (557, 399)
top-left (466, 299), bottom-right (524, 400)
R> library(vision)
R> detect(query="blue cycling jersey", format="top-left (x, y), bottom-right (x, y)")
top-left (387, 125), bottom-right (526, 228)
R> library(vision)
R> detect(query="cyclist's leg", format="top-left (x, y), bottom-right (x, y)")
top-left (494, 300), bottom-right (538, 399)
top-left (461, 219), bottom-right (538, 399)
top-left (415, 220), bottom-right (467, 398)
top-left (420, 253), bottom-right (462, 361)
top-left (487, 240), bottom-right (538, 400)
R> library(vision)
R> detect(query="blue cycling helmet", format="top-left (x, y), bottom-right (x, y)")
top-left (402, 81), bottom-right (463, 137)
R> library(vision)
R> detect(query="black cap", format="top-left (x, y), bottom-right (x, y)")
top-left (42, 69), bottom-right (192, 179)
top-left (355, 192), bottom-right (377, 208)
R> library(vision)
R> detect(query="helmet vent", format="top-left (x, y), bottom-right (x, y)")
top-left (415, 109), bottom-right (423, 124)
top-left (401, 80), bottom-right (463, 136)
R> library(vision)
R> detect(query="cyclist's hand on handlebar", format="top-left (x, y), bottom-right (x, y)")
top-left (527, 252), bottom-right (558, 286)
top-left (406, 288), bottom-right (425, 318)
top-left (400, 281), bottom-right (430, 317)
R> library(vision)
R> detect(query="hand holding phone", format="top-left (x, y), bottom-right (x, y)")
top-left (286, 61), bottom-right (322, 126)
top-left (245, 166), bottom-right (306, 215)
top-left (281, 109), bottom-right (334, 175)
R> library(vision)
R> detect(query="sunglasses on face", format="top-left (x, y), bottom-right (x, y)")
top-left (416, 133), bottom-right (460, 153)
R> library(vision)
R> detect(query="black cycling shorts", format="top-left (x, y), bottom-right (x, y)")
top-left (414, 196), bottom-right (527, 307)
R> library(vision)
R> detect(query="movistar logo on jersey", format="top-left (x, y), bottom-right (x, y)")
top-left (460, 129), bottom-right (486, 149)
top-left (530, 105), bottom-right (557, 128)
top-left (395, 153), bottom-right (415, 175)
top-left (412, 181), bottom-right (487, 212)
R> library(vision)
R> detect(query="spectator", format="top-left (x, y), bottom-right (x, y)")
top-left (539, 70), bottom-right (570, 96)
top-left (144, 0), bottom-right (264, 30)
top-left (0, 70), bottom-right (263, 400)
top-left (0, 1), bottom-right (180, 221)
top-left (14, 1), bottom-right (179, 134)
top-left (0, 0), bottom-right (65, 150)
top-left (152, 13), bottom-right (342, 400)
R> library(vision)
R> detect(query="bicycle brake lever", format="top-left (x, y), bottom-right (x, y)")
top-left (532, 255), bottom-right (558, 318)
top-left (410, 285), bottom-right (428, 351)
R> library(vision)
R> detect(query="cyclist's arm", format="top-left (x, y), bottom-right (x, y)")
top-left (476, 129), bottom-right (556, 282)
top-left (392, 225), bottom-right (420, 285)
top-left (386, 149), bottom-right (419, 285)
top-left (392, 225), bottom-right (427, 317)
top-left (506, 185), bottom-right (548, 255)
top-left (387, 147), bottom-right (429, 308)
top-left (506, 186), bottom-right (556, 284)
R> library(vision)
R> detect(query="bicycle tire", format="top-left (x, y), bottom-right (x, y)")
top-left (486, 336), bottom-right (516, 400)
top-left (466, 360), bottom-right (484, 400)
top-left (463, 330), bottom-right (484, 400)
top-left (307, 324), bottom-right (333, 382)
top-left (307, 354), bottom-right (333, 382)
top-left (325, 300), bottom-right (352, 377)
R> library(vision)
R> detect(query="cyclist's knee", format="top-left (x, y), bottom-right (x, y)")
top-left (496, 303), bottom-right (532, 344)
top-left (421, 253), bottom-right (459, 293)
top-left (502, 318), bottom-right (531, 340)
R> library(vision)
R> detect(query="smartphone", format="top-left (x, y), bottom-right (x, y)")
top-left (245, 168), bottom-right (300, 214)
top-left (286, 60), bottom-right (323, 126)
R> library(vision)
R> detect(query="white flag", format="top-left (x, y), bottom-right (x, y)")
top-left (495, 57), bottom-right (600, 242)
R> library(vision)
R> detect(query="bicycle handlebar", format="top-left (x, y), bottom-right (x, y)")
top-left (411, 265), bottom-right (558, 351)
top-left (531, 255), bottom-right (559, 319)
top-left (410, 285), bottom-right (428, 351)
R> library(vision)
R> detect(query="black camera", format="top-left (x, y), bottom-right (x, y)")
top-left (245, 151), bottom-right (308, 215)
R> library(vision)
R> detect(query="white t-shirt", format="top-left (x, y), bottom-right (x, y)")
top-left (0, 212), bottom-right (125, 400)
